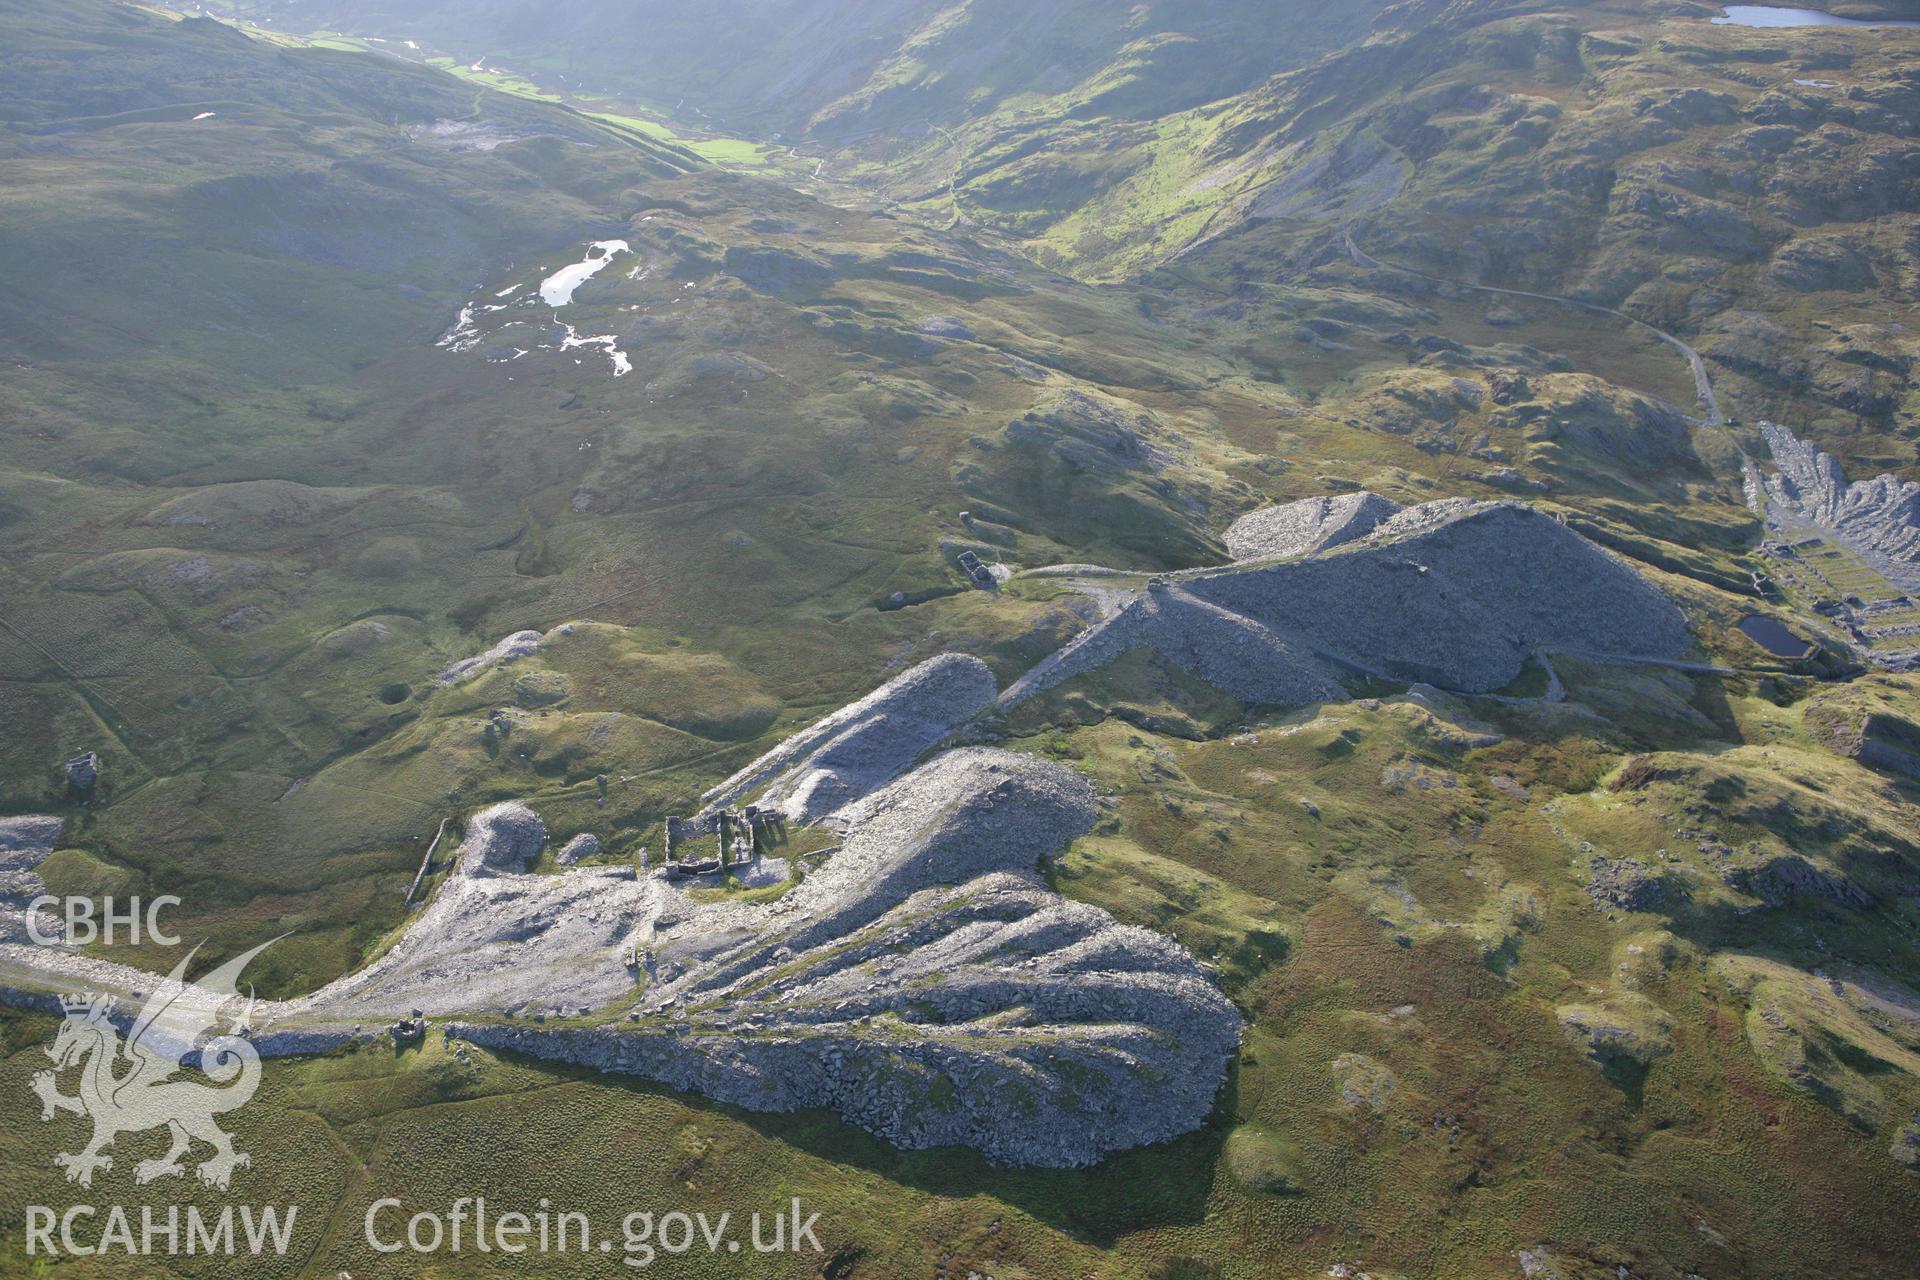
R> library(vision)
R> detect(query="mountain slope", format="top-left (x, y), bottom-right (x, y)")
top-left (0, 0), bottom-right (700, 446)
top-left (1, 4), bottom-right (1919, 1279)
top-left (0, 0), bottom-right (1286, 990)
top-left (203, 0), bottom-right (1393, 136)
top-left (207, 0), bottom-right (1920, 478)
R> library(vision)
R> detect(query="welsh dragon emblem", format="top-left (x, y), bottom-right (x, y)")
top-left (30, 940), bottom-right (276, 1190)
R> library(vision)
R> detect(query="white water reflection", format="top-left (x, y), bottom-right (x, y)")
top-left (1714, 5), bottom-right (1920, 26)
top-left (438, 242), bottom-right (640, 378)
top-left (559, 323), bottom-right (631, 377)
top-left (539, 240), bottom-right (629, 306)
top-left (436, 302), bottom-right (482, 352)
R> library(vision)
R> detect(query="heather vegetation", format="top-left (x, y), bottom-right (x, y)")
top-left (3, 1), bottom-right (1919, 1276)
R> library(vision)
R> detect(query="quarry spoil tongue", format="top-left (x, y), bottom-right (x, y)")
top-left (0, 746), bottom-right (1242, 1169)
top-left (1005, 499), bottom-right (1694, 709)
top-left (0, 495), bottom-right (1702, 1166)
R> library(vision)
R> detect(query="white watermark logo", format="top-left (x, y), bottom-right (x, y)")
top-left (364, 1197), bottom-right (825, 1268)
top-left (31, 939), bottom-right (275, 1191)
top-left (26, 894), bottom-right (181, 946)
top-left (26, 1204), bottom-right (298, 1260)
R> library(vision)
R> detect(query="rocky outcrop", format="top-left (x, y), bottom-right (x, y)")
top-left (1895, 1114), bottom-right (1920, 1173)
top-left (1852, 713), bottom-right (1920, 778)
top-left (1726, 853), bottom-right (1873, 910)
top-left (555, 833), bottom-right (601, 865)
top-left (457, 802), bottom-right (547, 876)
top-left (1715, 955), bottom-right (1920, 1133)
top-left (438, 626), bottom-right (568, 684)
top-left (1556, 992), bottom-right (1674, 1067)
top-left (1222, 492), bottom-right (1401, 561)
top-left (916, 315), bottom-right (975, 340)
top-left (1769, 235), bottom-right (1876, 292)
top-left (1003, 389), bottom-right (1173, 475)
top-left (1330, 1052), bottom-right (1397, 1112)
top-left (956, 385), bottom-right (1231, 567)
top-left (1585, 856), bottom-right (1678, 912)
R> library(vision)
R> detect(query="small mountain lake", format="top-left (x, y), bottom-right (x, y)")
top-left (1739, 615), bottom-right (1813, 658)
top-left (539, 239), bottom-right (629, 307)
top-left (1714, 5), bottom-right (1920, 26)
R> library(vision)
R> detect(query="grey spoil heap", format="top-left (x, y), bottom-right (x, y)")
top-left (1221, 491), bottom-right (1403, 561)
top-left (463, 749), bottom-right (1239, 1168)
top-left (0, 496), bottom-right (1698, 1167)
top-left (1760, 421), bottom-right (1920, 576)
top-left (1004, 497), bottom-right (1693, 707)
top-left (0, 736), bottom-right (1239, 1169)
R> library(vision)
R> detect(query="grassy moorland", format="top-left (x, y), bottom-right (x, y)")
top-left (2, 2), bottom-right (1919, 1277)
top-left (2, 0), bottom-right (1787, 996)
top-left (5, 655), bottom-right (1918, 1277)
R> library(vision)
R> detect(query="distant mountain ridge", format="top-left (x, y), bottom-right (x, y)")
top-left (203, 0), bottom-right (1392, 135)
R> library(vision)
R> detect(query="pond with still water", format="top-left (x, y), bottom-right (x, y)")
top-left (1739, 615), bottom-right (1813, 658)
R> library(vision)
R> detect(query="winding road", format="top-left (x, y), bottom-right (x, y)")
top-left (1343, 232), bottom-right (1725, 427)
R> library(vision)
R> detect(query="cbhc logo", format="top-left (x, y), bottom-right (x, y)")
top-left (24, 896), bottom-right (181, 946)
